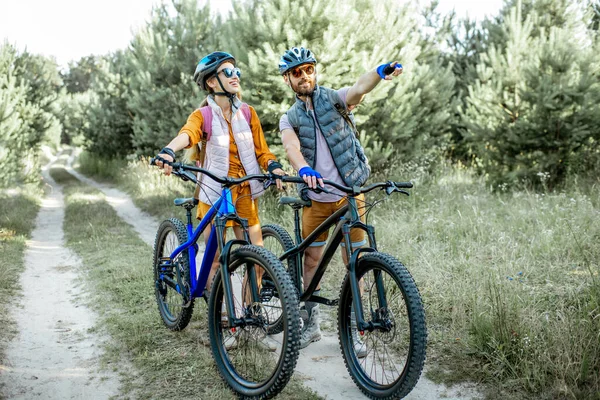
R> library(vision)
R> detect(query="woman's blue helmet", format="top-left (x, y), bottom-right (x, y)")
top-left (278, 47), bottom-right (316, 75)
top-left (194, 51), bottom-right (235, 91)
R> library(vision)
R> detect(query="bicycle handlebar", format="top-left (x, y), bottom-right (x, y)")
top-left (150, 157), bottom-right (412, 195)
top-left (151, 157), bottom-right (274, 187)
top-left (276, 176), bottom-right (412, 195)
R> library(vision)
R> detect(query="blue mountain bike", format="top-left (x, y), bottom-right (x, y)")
top-left (150, 158), bottom-right (300, 400)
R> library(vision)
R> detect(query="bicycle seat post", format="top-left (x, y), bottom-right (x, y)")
top-left (183, 204), bottom-right (195, 226)
top-left (293, 207), bottom-right (302, 244)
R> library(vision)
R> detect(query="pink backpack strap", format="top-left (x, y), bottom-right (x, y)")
top-left (241, 103), bottom-right (251, 126)
top-left (199, 106), bottom-right (213, 141)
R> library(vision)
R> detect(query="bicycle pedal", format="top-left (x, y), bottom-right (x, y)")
top-left (308, 295), bottom-right (339, 307)
top-left (158, 257), bottom-right (172, 267)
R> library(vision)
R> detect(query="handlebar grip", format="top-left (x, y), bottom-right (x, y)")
top-left (280, 176), bottom-right (305, 184)
top-left (394, 181), bottom-right (413, 188)
top-left (150, 157), bottom-right (177, 166)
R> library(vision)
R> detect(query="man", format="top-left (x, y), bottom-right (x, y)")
top-left (278, 47), bottom-right (403, 350)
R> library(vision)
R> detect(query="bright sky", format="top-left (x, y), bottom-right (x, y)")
top-left (0, 0), bottom-right (503, 69)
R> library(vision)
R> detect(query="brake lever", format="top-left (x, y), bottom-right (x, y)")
top-left (385, 184), bottom-right (409, 196)
top-left (263, 179), bottom-right (273, 190)
top-left (312, 183), bottom-right (330, 194)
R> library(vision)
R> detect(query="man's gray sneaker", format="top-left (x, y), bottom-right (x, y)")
top-left (299, 304), bottom-right (322, 349)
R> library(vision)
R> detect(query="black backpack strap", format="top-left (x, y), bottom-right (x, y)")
top-left (327, 89), bottom-right (359, 138)
top-left (286, 103), bottom-right (300, 135)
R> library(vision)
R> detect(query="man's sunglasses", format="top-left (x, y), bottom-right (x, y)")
top-left (217, 67), bottom-right (241, 79)
top-left (289, 64), bottom-right (315, 78)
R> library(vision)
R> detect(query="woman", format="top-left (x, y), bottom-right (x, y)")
top-left (155, 51), bottom-right (285, 294)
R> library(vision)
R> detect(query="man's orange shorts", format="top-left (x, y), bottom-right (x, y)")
top-left (302, 194), bottom-right (367, 248)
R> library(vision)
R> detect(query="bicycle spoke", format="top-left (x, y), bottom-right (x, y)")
top-left (338, 252), bottom-right (426, 398)
top-left (209, 245), bottom-right (300, 397)
top-left (154, 218), bottom-right (194, 331)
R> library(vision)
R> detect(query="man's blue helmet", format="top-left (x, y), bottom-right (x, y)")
top-left (278, 47), bottom-right (317, 75)
top-left (194, 51), bottom-right (235, 91)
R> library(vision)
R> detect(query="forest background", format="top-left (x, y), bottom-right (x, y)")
top-left (1, 0), bottom-right (599, 399)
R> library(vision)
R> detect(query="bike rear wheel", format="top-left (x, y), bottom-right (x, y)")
top-left (338, 252), bottom-right (426, 399)
top-left (261, 224), bottom-right (300, 335)
top-left (208, 245), bottom-right (300, 399)
top-left (153, 218), bottom-right (194, 331)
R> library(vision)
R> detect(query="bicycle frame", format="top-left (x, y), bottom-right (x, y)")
top-left (279, 195), bottom-right (382, 332)
top-left (166, 186), bottom-right (255, 324)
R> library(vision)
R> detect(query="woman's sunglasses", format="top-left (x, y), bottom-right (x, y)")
top-left (290, 64), bottom-right (315, 78)
top-left (217, 67), bottom-right (241, 79)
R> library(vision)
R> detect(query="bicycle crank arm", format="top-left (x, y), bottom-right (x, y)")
top-left (306, 295), bottom-right (339, 307)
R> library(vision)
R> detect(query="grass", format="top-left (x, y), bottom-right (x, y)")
top-left (77, 153), bottom-right (600, 400)
top-left (375, 167), bottom-right (600, 400)
top-left (51, 165), bottom-right (318, 400)
top-left (0, 184), bottom-right (42, 385)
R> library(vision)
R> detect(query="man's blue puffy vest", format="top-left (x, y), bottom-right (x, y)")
top-left (286, 86), bottom-right (370, 190)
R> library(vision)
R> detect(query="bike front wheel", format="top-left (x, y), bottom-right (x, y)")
top-left (338, 252), bottom-right (426, 399)
top-left (153, 218), bottom-right (194, 331)
top-left (208, 245), bottom-right (300, 399)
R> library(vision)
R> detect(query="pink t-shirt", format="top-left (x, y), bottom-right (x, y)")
top-left (280, 87), bottom-right (350, 203)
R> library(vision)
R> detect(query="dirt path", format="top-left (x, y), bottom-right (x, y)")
top-left (0, 155), bottom-right (119, 399)
top-left (65, 155), bottom-right (482, 399)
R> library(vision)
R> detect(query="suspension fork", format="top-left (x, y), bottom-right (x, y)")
top-left (343, 196), bottom-right (388, 331)
top-left (219, 238), bottom-right (260, 327)
top-left (215, 215), bottom-right (257, 327)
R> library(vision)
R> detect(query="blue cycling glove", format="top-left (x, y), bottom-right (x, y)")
top-left (376, 62), bottom-right (403, 79)
top-left (299, 166), bottom-right (322, 179)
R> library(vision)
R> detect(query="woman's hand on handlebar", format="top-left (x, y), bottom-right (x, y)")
top-left (154, 148), bottom-right (176, 176)
top-left (155, 155), bottom-right (174, 175)
top-left (270, 167), bottom-right (287, 190)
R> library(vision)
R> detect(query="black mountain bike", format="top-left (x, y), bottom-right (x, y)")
top-left (262, 177), bottom-right (427, 399)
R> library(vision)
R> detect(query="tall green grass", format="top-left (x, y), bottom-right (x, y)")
top-left (0, 185), bottom-right (41, 371)
top-left (78, 154), bottom-right (600, 399)
top-left (376, 166), bottom-right (600, 399)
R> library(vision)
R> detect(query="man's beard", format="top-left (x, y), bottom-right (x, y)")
top-left (292, 78), bottom-right (316, 96)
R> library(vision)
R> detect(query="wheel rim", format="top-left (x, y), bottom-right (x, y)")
top-left (157, 230), bottom-right (187, 322)
top-left (260, 234), bottom-right (285, 328)
top-left (344, 264), bottom-right (413, 390)
top-left (214, 258), bottom-right (287, 387)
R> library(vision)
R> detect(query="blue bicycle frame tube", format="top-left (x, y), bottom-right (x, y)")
top-left (194, 188), bottom-right (235, 297)
top-left (169, 187), bottom-right (236, 299)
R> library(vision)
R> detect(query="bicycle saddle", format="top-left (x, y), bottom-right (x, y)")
top-left (278, 196), bottom-right (312, 208)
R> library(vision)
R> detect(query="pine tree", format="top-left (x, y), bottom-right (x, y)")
top-left (0, 43), bottom-right (27, 186)
top-left (126, 0), bottom-right (218, 156)
top-left (56, 92), bottom-right (92, 146)
top-left (341, 1), bottom-right (455, 171)
top-left (62, 55), bottom-right (101, 94)
top-left (222, 0), bottom-right (336, 141)
top-left (0, 42), bottom-right (62, 186)
top-left (83, 52), bottom-right (136, 157)
top-left (461, 0), bottom-right (600, 186)
top-left (224, 0), bottom-right (455, 171)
